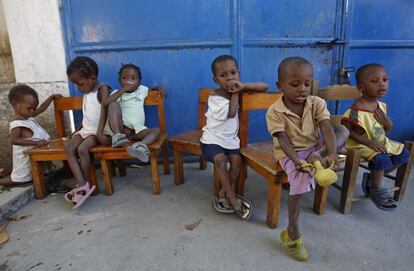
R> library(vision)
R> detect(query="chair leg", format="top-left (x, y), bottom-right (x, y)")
top-left (100, 159), bottom-right (113, 195)
top-left (31, 160), bottom-right (46, 199)
top-left (173, 151), bottom-right (184, 185)
top-left (266, 178), bottom-right (282, 229)
top-left (89, 160), bottom-right (99, 196)
top-left (394, 141), bottom-right (414, 201)
top-left (162, 142), bottom-right (170, 175)
top-left (109, 161), bottom-right (116, 177)
top-left (118, 159), bottom-right (127, 177)
top-left (313, 184), bottom-right (328, 215)
top-left (339, 149), bottom-right (361, 214)
top-left (150, 154), bottom-right (161, 194)
top-left (199, 156), bottom-right (207, 170)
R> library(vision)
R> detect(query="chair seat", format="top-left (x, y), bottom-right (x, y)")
top-left (168, 130), bottom-right (202, 156)
top-left (240, 141), bottom-right (284, 176)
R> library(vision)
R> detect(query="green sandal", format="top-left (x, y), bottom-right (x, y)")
top-left (280, 230), bottom-right (309, 261)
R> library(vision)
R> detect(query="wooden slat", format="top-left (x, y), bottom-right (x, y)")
top-left (319, 84), bottom-right (361, 101)
top-left (240, 92), bottom-right (282, 111)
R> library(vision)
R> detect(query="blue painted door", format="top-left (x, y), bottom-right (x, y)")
top-left (340, 0), bottom-right (414, 140)
top-left (61, 0), bottom-right (345, 142)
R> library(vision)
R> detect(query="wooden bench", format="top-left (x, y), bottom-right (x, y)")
top-left (168, 88), bottom-right (221, 194)
top-left (237, 90), bottom-right (329, 228)
top-left (26, 90), bottom-right (169, 198)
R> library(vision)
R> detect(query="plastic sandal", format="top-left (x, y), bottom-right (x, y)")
top-left (111, 133), bottom-right (130, 148)
top-left (213, 196), bottom-right (234, 214)
top-left (127, 142), bottom-right (150, 162)
top-left (64, 184), bottom-right (96, 209)
top-left (230, 198), bottom-right (252, 220)
top-left (280, 230), bottom-right (309, 261)
top-left (362, 173), bottom-right (397, 211)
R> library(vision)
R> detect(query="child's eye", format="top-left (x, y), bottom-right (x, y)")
top-left (290, 82), bottom-right (299, 87)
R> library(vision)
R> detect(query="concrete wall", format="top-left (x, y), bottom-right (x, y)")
top-left (0, 0), bottom-right (69, 169)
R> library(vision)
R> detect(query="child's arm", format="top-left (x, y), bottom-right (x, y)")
top-left (96, 85), bottom-right (111, 145)
top-left (343, 122), bottom-right (386, 153)
top-left (102, 83), bottom-right (137, 106)
top-left (274, 131), bottom-right (308, 171)
top-left (10, 127), bottom-right (48, 147)
top-left (319, 119), bottom-right (338, 166)
top-left (228, 93), bottom-right (239, 118)
top-left (228, 81), bottom-right (268, 93)
top-left (34, 94), bottom-right (62, 117)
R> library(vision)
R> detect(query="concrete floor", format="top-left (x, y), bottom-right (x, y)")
top-left (0, 162), bottom-right (413, 271)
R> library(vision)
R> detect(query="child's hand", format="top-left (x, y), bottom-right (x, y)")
top-left (295, 159), bottom-right (312, 174)
top-left (35, 140), bottom-right (49, 147)
top-left (121, 80), bottom-right (139, 92)
top-left (227, 81), bottom-right (244, 93)
top-left (97, 133), bottom-right (110, 146)
top-left (50, 94), bottom-right (63, 100)
top-left (368, 141), bottom-right (386, 153)
top-left (374, 108), bottom-right (392, 128)
top-left (325, 154), bottom-right (339, 171)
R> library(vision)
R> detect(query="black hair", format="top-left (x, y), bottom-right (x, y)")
top-left (8, 84), bottom-right (39, 105)
top-left (211, 55), bottom-right (238, 76)
top-left (118, 63), bottom-right (142, 81)
top-left (278, 56), bottom-right (312, 81)
top-left (66, 56), bottom-right (99, 78)
top-left (355, 63), bottom-right (385, 84)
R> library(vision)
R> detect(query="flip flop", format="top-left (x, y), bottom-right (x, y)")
top-left (127, 142), bottom-right (150, 162)
top-left (47, 183), bottom-right (71, 193)
top-left (370, 187), bottom-right (397, 211)
top-left (64, 184), bottom-right (96, 209)
top-left (235, 194), bottom-right (253, 210)
top-left (230, 198), bottom-right (252, 220)
top-left (213, 196), bottom-right (234, 214)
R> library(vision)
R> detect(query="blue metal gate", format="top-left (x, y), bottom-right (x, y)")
top-left (61, 0), bottom-right (412, 141)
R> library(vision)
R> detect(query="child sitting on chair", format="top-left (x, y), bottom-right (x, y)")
top-left (0, 85), bottom-right (61, 186)
top-left (266, 57), bottom-right (349, 261)
top-left (342, 64), bottom-right (409, 211)
top-left (64, 56), bottom-right (112, 209)
top-left (103, 63), bottom-right (166, 163)
top-left (200, 55), bottom-right (268, 220)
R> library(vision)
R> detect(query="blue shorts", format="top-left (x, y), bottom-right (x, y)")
top-left (200, 143), bottom-right (240, 162)
top-left (368, 147), bottom-right (409, 171)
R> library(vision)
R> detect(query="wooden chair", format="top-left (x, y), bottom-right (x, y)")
top-left (168, 88), bottom-right (219, 192)
top-left (92, 90), bottom-right (170, 195)
top-left (237, 90), bottom-right (330, 229)
top-left (313, 83), bottom-right (414, 214)
top-left (25, 96), bottom-right (98, 199)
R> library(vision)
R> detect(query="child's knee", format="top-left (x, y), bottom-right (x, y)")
top-left (369, 153), bottom-right (393, 171)
top-left (77, 145), bottom-right (90, 157)
top-left (152, 127), bottom-right (161, 137)
top-left (335, 124), bottom-right (350, 138)
top-left (65, 143), bottom-right (77, 154)
top-left (213, 155), bottom-right (227, 170)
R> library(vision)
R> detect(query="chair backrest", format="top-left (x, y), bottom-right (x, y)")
top-left (53, 89), bottom-right (167, 138)
top-left (312, 82), bottom-right (361, 126)
top-left (198, 88), bottom-right (215, 129)
top-left (239, 92), bottom-right (283, 147)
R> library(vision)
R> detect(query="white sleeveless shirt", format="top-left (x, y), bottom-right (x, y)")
top-left (10, 118), bottom-right (50, 182)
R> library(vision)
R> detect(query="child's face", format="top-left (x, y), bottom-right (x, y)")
top-left (119, 68), bottom-right (141, 92)
top-left (358, 67), bottom-right (388, 99)
top-left (13, 94), bottom-right (38, 119)
top-left (277, 64), bottom-right (313, 104)
top-left (213, 60), bottom-right (240, 91)
top-left (68, 71), bottom-right (97, 94)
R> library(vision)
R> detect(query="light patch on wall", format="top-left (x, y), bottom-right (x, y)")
top-left (81, 24), bottom-right (105, 43)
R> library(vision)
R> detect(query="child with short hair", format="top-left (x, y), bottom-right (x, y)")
top-left (201, 55), bottom-right (268, 220)
top-left (342, 64), bottom-right (409, 211)
top-left (0, 85), bottom-right (60, 186)
top-left (103, 63), bottom-right (166, 162)
top-left (266, 57), bottom-right (349, 261)
top-left (64, 56), bottom-right (112, 209)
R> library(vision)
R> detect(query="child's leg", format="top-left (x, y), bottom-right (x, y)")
top-left (108, 102), bottom-right (124, 134)
top-left (213, 153), bottom-right (237, 203)
top-left (76, 136), bottom-right (99, 186)
top-left (127, 127), bottom-right (161, 146)
top-left (308, 124), bottom-right (349, 165)
top-left (287, 194), bottom-right (303, 241)
top-left (228, 154), bottom-right (242, 190)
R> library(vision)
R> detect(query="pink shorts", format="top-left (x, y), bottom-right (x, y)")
top-left (279, 143), bottom-right (321, 196)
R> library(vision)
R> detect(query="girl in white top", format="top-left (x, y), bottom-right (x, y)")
top-left (200, 55), bottom-right (268, 220)
top-left (0, 85), bottom-right (60, 186)
top-left (64, 56), bottom-right (111, 209)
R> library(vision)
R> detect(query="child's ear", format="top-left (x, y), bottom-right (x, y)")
top-left (213, 75), bottom-right (218, 84)
top-left (90, 75), bottom-right (97, 82)
top-left (356, 83), bottom-right (364, 92)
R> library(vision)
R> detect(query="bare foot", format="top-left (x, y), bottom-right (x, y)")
top-left (0, 177), bottom-right (32, 186)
